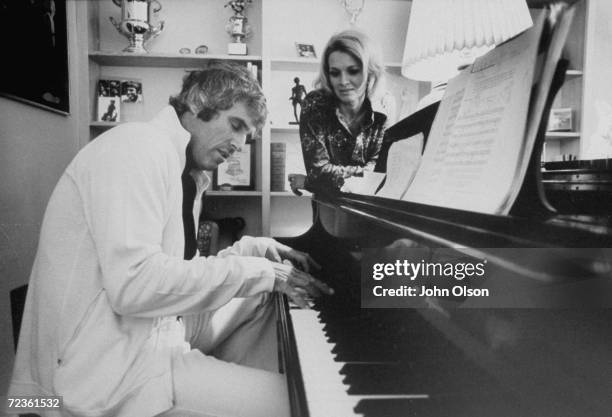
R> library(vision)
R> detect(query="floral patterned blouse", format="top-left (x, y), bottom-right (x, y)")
top-left (299, 89), bottom-right (387, 191)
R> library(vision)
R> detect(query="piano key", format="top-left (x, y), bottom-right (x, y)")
top-left (290, 308), bottom-right (435, 416)
top-left (290, 308), bottom-right (360, 417)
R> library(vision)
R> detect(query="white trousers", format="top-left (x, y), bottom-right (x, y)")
top-left (157, 294), bottom-right (290, 417)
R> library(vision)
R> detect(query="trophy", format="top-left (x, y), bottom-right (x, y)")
top-left (225, 0), bottom-right (252, 55)
top-left (110, 0), bottom-right (164, 53)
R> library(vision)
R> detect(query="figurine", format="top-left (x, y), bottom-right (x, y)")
top-left (289, 77), bottom-right (307, 125)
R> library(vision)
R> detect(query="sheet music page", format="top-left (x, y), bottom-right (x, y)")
top-left (376, 134), bottom-right (423, 199)
top-left (500, 4), bottom-right (576, 212)
top-left (341, 171), bottom-right (386, 195)
top-left (403, 12), bottom-right (547, 214)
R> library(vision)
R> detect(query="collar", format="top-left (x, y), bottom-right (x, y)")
top-left (150, 106), bottom-right (210, 192)
top-left (334, 97), bottom-right (376, 130)
top-left (190, 169), bottom-right (211, 193)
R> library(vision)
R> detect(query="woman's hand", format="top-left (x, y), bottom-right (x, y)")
top-left (288, 174), bottom-right (306, 196)
top-left (273, 261), bottom-right (334, 308)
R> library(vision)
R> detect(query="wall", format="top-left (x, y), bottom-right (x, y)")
top-left (0, 0), bottom-right (83, 397)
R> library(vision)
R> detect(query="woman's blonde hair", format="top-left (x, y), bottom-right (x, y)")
top-left (315, 29), bottom-right (384, 100)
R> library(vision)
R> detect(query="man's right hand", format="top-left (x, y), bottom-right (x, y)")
top-left (272, 261), bottom-right (333, 308)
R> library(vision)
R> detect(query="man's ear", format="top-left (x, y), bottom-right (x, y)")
top-left (179, 111), bottom-right (198, 133)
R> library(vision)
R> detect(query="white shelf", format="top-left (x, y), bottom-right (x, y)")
top-left (545, 131), bottom-right (581, 140)
top-left (270, 57), bottom-right (320, 64)
top-left (270, 57), bottom-right (320, 72)
top-left (271, 125), bottom-right (299, 133)
top-left (270, 56), bottom-right (402, 71)
top-left (89, 51), bottom-right (262, 68)
top-left (271, 191), bottom-right (312, 197)
top-left (207, 191), bottom-right (263, 197)
top-left (90, 121), bottom-right (120, 129)
top-left (565, 69), bottom-right (583, 78)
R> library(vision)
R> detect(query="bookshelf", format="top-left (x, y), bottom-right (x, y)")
top-left (74, 0), bottom-right (469, 237)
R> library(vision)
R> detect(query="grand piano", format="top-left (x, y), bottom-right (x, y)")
top-left (275, 69), bottom-right (612, 416)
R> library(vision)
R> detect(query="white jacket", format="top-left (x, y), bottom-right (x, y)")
top-left (7, 107), bottom-right (283, 417)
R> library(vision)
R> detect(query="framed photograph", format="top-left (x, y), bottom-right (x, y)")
top-left (295, 42), bottom-right (316, 58)
top-left (121, 80), bottom-right (143, 103)
top-left (97, 80), bottom-right (121, 122)
top-left (0, 0), bottom-right (70, 114)
top-left (548, 108), bottom-right (573, 132)
top-left (213, 142), bottom-right (255, 190)
top-left (97, 97), bottom-right (120, 123)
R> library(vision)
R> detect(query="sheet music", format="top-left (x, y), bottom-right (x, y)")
top-left (340, 171), bottom-right (385, 195)
top-left (376, 134), bottom-right (423, 199)
top-left (500, 4), bottom-right (576, 212)
top-left (403, 12), bottom-right (547, 214)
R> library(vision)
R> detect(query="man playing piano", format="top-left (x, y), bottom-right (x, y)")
top-left (7, 61), bottom-right (332, 417)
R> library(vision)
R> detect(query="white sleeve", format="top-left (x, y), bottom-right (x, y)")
top-left (81, 127), bottom-right (275, 317)
top-left (217, 236), bottom-right (292, 258)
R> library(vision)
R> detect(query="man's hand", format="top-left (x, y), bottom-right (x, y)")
top-left (288, 174), bottom-right (306, 196)
top-left (273, 261), bottom-right (334, 309)
top-left (265, 245), bottom-right (321, 274)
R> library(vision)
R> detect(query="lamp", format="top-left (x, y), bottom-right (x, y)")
top-left (402, 0), bottom-right (532, 106)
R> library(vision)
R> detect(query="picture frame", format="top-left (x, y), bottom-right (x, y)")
top-left (0, 0), bottom-right (70, 114)
top-left (295, 42), bottom-right (317, 58)
top-left (97, 79), bottom-right (121, 122)
top-left (213, 142), bottom-right (255, 190)
top-left (121, 80), bottom-right (143, 103)
top-left (547, 108), bottom-right (573, 132)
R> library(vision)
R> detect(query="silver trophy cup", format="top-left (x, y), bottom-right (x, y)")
top-left (110, 0), bottom-right (164, 53)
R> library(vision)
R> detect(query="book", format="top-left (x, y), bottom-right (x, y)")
top-left (246, 62), bottom-right (259, 81)
top-left (271, 142), bottom-right (287, 191)
top-left (383, 4), bottom-right (575, 215)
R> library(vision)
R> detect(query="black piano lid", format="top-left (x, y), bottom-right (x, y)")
top-left (318, 192), bottom-right (612, 249)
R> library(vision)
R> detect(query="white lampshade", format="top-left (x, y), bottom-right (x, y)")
top-left (402, 0), bottom-right (533, 82)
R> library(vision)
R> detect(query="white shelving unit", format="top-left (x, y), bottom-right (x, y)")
top-left (75, 0), bottom-right (424, 237)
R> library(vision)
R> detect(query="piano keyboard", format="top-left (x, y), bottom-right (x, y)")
top-left (275, 221), bottom-right (568, 416)
top-left (291, 308), bottom-right (430, 417)
top-left (285, 295), bottom-right (528, 417)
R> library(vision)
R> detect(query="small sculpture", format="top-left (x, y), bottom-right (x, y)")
top-left (289, 77), bottom-right (307, 125)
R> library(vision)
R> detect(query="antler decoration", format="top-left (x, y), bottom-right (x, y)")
top-left (339, 0), bottom-right (365, 25)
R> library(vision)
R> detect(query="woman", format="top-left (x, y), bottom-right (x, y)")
top-left (289, 29), bottom-right (387, 194)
